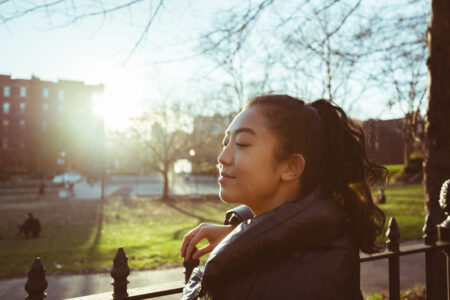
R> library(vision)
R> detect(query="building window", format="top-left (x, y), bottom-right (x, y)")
top-left (43, 88), bottom-right (49, 98)
top-left (20, 119), bottom-right (25, 127)
top-left (3, 120), bottom-right (9, 127)
top-left (43, 103), bottom-right (49, 112)
top-left (58, 90), bottom-right (64, 100)
top-left (20, 87), bottom-right (26, 97)
top-left (3, 86), bottom-right (10, 97)
top-left (3, 102), bottom-right (10, 114)
top-left (20, 102), bottom-right (26, 113)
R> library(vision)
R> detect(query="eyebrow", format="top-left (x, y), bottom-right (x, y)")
top-left (226, 127), bottom-right (257, 137)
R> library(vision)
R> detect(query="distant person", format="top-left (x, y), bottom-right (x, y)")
top-left (68, 182), bottom-right (75, 196)
top-left (375, 188), bottom-right (386, 204)
top-left (38, 181), bottom-right (46, 199)
top-left (17, 212), bottom-right (41, 238)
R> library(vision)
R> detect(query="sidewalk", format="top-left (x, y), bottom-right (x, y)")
top-left (1, 241), bottom-right (426, 300)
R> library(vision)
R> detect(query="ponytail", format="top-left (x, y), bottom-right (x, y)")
top-left (310, 99), bottom-right (386, 253)
top-left (245, 95), bottom-right (386, 253)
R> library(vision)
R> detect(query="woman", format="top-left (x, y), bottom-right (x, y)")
top-left (181, 95), bottom-right (386, 300)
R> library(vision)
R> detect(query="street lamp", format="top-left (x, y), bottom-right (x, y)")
top-left (189, 149), bottom-right (198, 195)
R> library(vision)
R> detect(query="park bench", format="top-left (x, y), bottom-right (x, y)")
top-left (23, 181), bottom-right (450, 300)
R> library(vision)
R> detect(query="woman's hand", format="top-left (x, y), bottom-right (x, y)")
top-left (181, 223), bottom-right (235, 260)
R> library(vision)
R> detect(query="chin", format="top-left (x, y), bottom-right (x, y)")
top-left (219, 188), bottom-right (243, 204)
top-left (219, 189), bottom-right (230, 203)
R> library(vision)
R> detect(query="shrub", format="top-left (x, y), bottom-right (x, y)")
top-left (403, 152), bottom-right (424, 178)
top-left (366, 287), bottom-right (425, 300)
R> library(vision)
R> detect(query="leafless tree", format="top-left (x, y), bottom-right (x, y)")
top-left (0, 0), bottom-right (164, 65)
top-left (281, 0), bottom-right (366, 109)
top-left (378, 45), bottom-right (427, 163)
top-left (123, 104), bottom-right (193, 200)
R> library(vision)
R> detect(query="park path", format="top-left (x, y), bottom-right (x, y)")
top-left (1, 240), bottom-right (426, 300)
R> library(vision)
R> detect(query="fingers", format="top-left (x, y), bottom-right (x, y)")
top-left (180, 223), bottom-right (205, 258)
top-left (180, 231), bottom-right (192, 257)
top-left (180, 228), bottom-right (196, 257)
top-left (185, 228), bottom-right (205, 260)
top-left (192, 244), bottom-right (213, 260)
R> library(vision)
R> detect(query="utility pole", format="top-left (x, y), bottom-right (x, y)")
top-left (100, 119), bottom-right (106, 203)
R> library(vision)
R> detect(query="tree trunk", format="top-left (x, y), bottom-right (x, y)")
top-left (424, 0), bottom-right (450, 224)
top-left (422, 3), bottom-right (450, 299)
top-left (403, 114), bottom-right (414, 164)
top-left (162, 169), bottom-right (170, 200)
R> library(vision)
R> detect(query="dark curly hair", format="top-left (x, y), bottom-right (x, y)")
top-left (244, 94), bottom-right (386, 254)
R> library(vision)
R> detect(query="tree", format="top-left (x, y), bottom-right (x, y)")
top-left (0, 0), bottom-right (164, 66)
top-left (363, 0), bottom-right (429, 163)
top-left (281, 0), bottom-right (365, 109)
top-left (424, 0), bottom-right (450, 225)
top-left (124, 105), bottom-right (192, 200)
top-left (190, 113), bottom-right (232, 175)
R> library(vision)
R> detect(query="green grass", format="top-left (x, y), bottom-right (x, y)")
top-left (0, 195), bottom-right (235, 278)
top-left (0, 183), bottom-right (427, 277)
top-left (375, 184), bottom-right (425, 243)
top-left (385, 164), bottom-right (405, 183)
top-left (364, 285), bottom-right (425, 300)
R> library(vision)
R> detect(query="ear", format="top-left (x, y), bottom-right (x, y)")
top-left (280, 154), bottom-right (305, 182)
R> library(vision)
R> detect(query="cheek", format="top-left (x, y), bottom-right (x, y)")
top-left (221, 150), bottom-right (279, 203)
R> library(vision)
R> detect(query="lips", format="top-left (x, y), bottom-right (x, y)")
top-left (220, 172), bottom-right (235, 178)
top-left (219, 171), bottom-right (235, 184)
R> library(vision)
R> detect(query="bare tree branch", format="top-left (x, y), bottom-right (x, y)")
top-left (122, 0), bottom-right (163, 66)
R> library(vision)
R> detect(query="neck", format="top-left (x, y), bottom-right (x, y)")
top-left (250, 184), bottom-right (300, 217)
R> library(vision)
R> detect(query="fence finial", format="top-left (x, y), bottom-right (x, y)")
top-left (183, 247), bottom-right (200, 284)
top-left (438, 179), bottom-right (450, 242)
top-left (386, 217), bottom-right (400, 252)
top-left (25, 257), bottom-right (48, 300)
top-left (423, 213), bottom-right (437, 245)
top-left (111, 247), bottom-right (130, 299)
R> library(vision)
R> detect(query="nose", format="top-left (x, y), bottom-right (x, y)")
top-left (218, 144), bottom-right (232, 166)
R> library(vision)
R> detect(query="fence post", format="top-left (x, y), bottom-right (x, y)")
top-left (183, 247), bottom-right (200, 284)
top-left (437, 179), bottom-right (450, 300)
top-left (386, 217), bottom-right (400, 300)
top-left (25, 257), bottom-right (48, 300)
top-left (111, 247), bottom-right (130, 300)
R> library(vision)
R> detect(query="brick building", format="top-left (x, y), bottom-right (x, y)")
top-left (0, 74), bottom-right (104, 176)
top-left (362, 117), bottom-right (424, 165)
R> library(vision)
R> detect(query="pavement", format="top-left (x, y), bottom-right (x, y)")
top-left (0, 175), bottom-right (220, 202)
top-left (1, 240), bottom-right (426, 300)
top-left (69, 175), bottom-right (220, 200)
top-left (0, 268), bottom-right (185, 300)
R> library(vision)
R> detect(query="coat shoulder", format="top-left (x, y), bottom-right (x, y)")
top-left (223, 235), bottom-right (362, 300)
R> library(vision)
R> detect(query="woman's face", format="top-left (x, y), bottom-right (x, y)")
top-left (218, 106), bottom-right (286, 214)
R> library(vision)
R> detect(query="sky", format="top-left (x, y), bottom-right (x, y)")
top-left (0, 0), bottom-right (422, 130)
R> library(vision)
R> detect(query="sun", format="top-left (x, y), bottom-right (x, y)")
top-left (92, 76), bottom-right (143, 131)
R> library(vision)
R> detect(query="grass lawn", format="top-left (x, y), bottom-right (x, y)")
top-left (0, 195), bottom-right (235, 278)
top-left (375, 184), bottom-right (426, 243)
top-left (385, 164), bottom-right (405, 183)
top-left (0, 183), bottom-right (426, 277)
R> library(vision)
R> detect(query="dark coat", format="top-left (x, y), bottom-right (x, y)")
top-left (182, 189), bottom-right (363, 300)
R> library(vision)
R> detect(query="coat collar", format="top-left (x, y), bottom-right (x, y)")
top-left (202, 189), bottom-right (347, 291)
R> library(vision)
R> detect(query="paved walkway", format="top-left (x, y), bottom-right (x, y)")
top-left (1, 241), bottom-right (426, 300)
